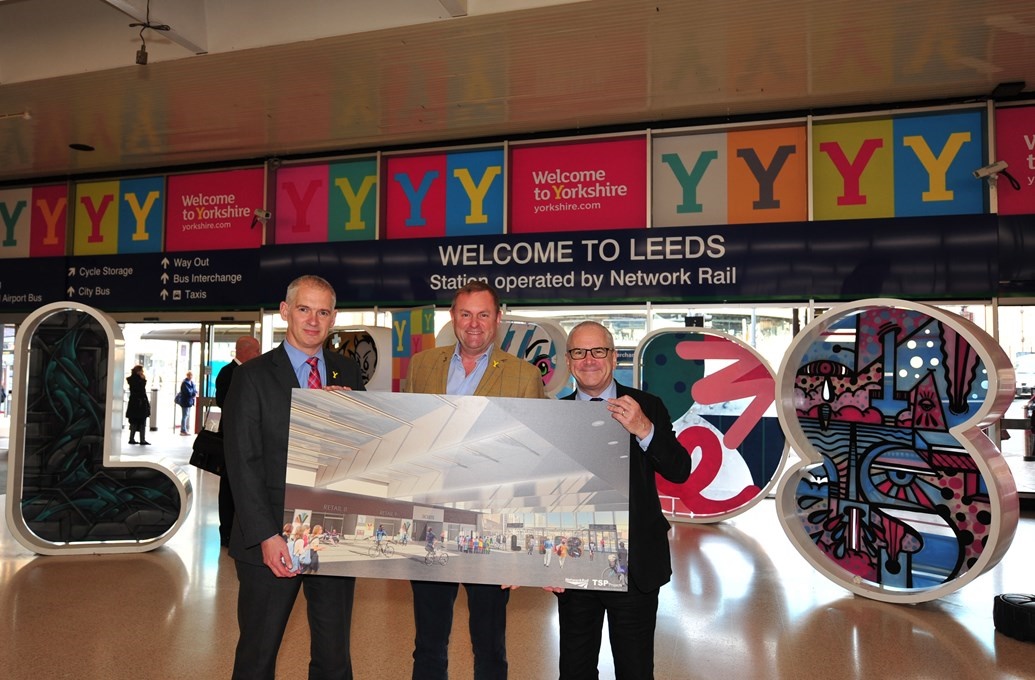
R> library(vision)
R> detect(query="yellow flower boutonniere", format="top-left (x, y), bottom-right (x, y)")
top-left (332, 371), bottom-right (339, 379)
top-left (492, 360), bottom-right (500, 368)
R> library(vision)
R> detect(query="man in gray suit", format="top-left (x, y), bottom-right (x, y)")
top-left (224, 274), bottom-right (364, 680)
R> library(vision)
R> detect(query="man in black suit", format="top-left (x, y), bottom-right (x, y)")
top-left (223, 275), bottom-right (364, 680)
top-left (215, 335), bottom-right (261, 547)
top-left (557, 321), bottom-right (691, 680)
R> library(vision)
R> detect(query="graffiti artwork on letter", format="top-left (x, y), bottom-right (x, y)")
top-left (327, 326), bottom-right (392, 391)
top-left (5, 302), bottom-right (191, 554)
top-left (639, 329), bottom-right (787, 522)
top-left (775, 299), bottom-right (1018, 602)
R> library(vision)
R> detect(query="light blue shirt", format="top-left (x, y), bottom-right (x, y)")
top-left (282, 342), bottom-right (327, 387)
top-left (446, 344), bottom-right (491, 396)
top-left (576, 381), bottom-right (654, 450)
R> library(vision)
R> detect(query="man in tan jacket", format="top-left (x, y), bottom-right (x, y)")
top-left (405, 280), bottom-right (545, 680)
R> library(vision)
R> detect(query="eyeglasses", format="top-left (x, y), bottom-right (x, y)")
top-left (566, 347), bottom-right (614, 360)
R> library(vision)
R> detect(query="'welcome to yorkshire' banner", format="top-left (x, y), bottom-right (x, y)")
top-left (3, 106), bottom-right (1033, 264)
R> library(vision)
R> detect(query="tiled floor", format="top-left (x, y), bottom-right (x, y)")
top-left (1, 416), bottom-right (1035, 679)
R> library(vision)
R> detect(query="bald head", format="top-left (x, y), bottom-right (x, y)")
top-left (235, 336), bottom-right (261, 363)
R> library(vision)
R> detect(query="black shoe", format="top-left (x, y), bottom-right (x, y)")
top-left (128, 440), bottom-right (138, 445)
top-left (140, 440), bottom-right (151, 445)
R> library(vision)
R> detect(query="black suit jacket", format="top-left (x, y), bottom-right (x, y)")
top-left (564, 382), bottom-right (690, 592)
top-left (214, 359), bottom-right (238, 433)
top-left (223, 343), bottom-right (364, 566)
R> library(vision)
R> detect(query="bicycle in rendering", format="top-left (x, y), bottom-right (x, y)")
top-left (601, 554), bottom-right (626, 586)
top-left (368, 541), bottom-right (395, 558)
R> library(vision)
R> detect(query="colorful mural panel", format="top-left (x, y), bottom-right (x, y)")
top-left (274, 158), bottom-right (378, 243)
top-left (813, 110), bottom-right (986, 221)
top-left (0, 184), bottom-right (67, 259)
top-left (775, 299), bottom-right (1018, 602)
top-left (383, 147), bottom-right (504, 239)
top-left (274, 163), bottom-right (330, 244)
top-left (0, 187), bottom-right (33, 258)
top-left (639, 330), bottom-right (787, 521)
top-left (651, 126), bottom-right (807, 227)
top-left (391, 306), bottom-right (437, 392)
top-left (72, 177), bottom-right (165, 255)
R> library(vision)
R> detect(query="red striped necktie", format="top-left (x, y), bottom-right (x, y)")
top-left (306, 356), bottom-right (322, 389)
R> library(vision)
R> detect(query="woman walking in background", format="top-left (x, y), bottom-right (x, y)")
top-left (126, 365), bottom-right (151, 445)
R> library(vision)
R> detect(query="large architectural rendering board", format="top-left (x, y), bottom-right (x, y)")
top-left (284, 391), bottom-right (631, 590)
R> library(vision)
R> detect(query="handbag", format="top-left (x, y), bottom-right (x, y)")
top-left (189, 429), bottom-right (225, 475)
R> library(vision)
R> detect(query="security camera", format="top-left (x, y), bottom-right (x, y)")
top-left (253, 209), bottom-right (272, 221)
top-left (973, 160), bottom-right (1008, 179)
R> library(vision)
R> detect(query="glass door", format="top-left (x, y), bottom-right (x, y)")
top-left (197, 321), bottom-right (259, 433)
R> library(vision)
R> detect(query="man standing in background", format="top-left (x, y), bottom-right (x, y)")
top-left (224, 275), bottom-right (363, 680)
top-left (215, 335), bottom-right (261, 547)
top-left (405, 280), bottom-right (545, 680)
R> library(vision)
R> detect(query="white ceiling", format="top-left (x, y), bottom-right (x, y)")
top-left (1, 0), bottom-right (1033, 184)
top-left (287, 390), bottom-right (630, 513)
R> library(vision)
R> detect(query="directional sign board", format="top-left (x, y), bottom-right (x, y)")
top-left (62, 250), bottom-right (258, 312)
top-left (65, 258), bottom-right (144, 306)
top-left (0, 258), bottom-right (68, 312)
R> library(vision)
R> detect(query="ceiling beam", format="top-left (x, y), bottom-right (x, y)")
top-left (437, 0), bottom-right (467, 18)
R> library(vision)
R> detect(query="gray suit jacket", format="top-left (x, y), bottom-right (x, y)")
top-left (224, 343), bottom-right (363, 565)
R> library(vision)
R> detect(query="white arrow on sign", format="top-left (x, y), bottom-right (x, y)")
top-left (66, 286), bottom-right (75, 296)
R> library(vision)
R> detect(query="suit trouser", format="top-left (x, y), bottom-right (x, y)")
top-left (555, 587), bottom-right (659, 680)
top-left (217, 473), bottom-right (235, 545)
top-left (411, 580), bottom-right (509, 680)
top-left (233, 560), bottom-right (355, 680)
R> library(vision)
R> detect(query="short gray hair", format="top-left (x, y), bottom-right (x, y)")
top-left (286, 274), bottom-right (337, 309)
top-left (566, 321), bottom-right (614, 350)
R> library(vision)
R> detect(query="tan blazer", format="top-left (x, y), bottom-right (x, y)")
top-left (405, 344), bottom-right (545, 399)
